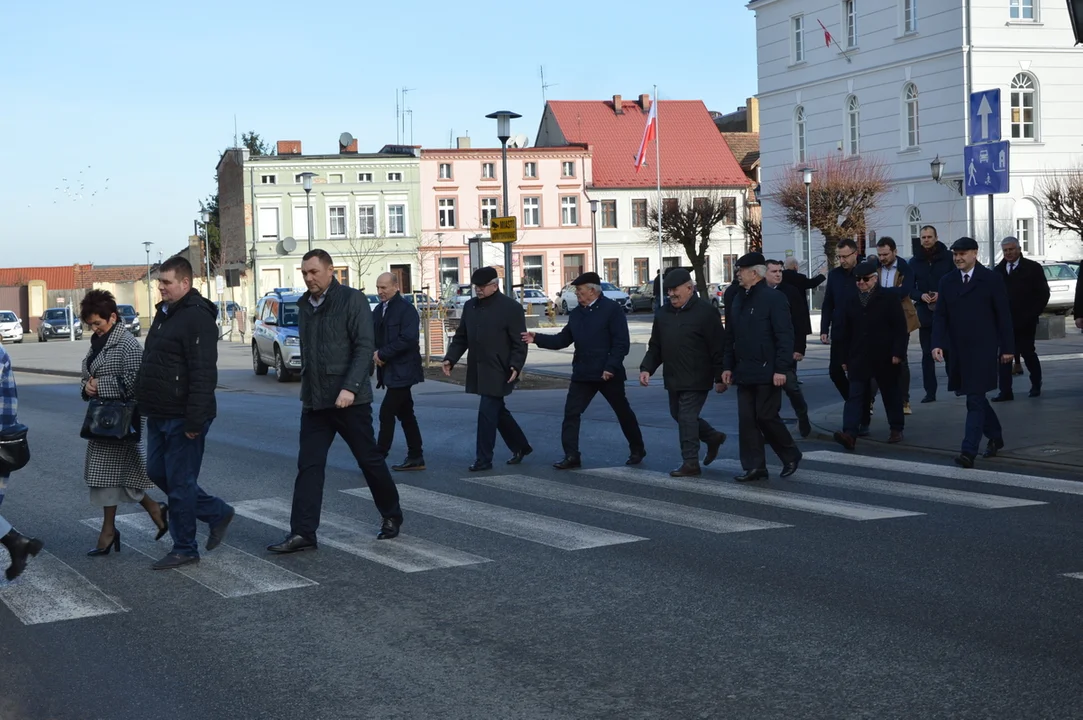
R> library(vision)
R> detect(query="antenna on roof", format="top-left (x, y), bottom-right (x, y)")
top-left (233, 115), bottom-right (238, 147)
top-left (540, 65), bottom-right (558, 103)
top-left (401, 87), bottom-right (416, 146)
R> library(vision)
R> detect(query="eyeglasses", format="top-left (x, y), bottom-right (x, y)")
top-left (856, 275), bottom-right (876, 283)
top-left (838, 251), bottom-right (856, 260)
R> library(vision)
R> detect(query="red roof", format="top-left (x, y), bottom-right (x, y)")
top-left (544, 98), bottom-right (747, 189)
top-left (0, 265), bottom-right (92, 290)
top-left (86, 265), bottom-right (148, 284)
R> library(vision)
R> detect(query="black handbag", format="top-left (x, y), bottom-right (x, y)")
top-left (0, 423), bottom-right (30, 473)
top-left (80, 399), bottom-right (140, 442)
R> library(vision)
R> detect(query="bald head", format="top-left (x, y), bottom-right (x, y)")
top-left (376, 272), bottom-right (399, 302)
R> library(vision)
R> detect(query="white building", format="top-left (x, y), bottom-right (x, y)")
top-left (749, 0), bottom-right (1083, 266)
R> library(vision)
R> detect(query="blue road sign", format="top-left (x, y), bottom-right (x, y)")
top-left (964, 141), bottom-right (1010, 196)
top-left (970, 89), bottom-right (1001, 144)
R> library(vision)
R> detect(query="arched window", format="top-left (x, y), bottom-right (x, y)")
top-left (795, 106), bottom-right (807, 163)
top-left (1015, 197), bottom-right (1040, 254)
top-left (846, 95), bottom-right (860, 156)
top-left (903, 83), bottom-right (920, 148)
top-left (1010, 73), bottom-right (1037, 140)
top-left (907, 206), bottom-right (922, 242)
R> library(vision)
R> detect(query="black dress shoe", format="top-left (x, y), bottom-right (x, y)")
top-left (1, 530), bottom-right (44, 581)
top-left (392, 457), bottom-right (426, 471)
top-left (154, 502), bottom-right (169, 541)
top-left (734, 468), bottom-right (768, 482)
top-left (798, 413), bottom-right (812, 438)
top-left (507, 446), bottom-right (533, 465)
top-left (151, 553), bottom-right (200, 570)
top-left (626, 449), bottom-right (646, 465)
top-left (669, 462), bottom-right (702, 477)
top-left (267, 534), bottom-right (318, 554)
top-left (703, 432), bottom-right (727, 465)
top-left (377, 517), bottom-right (402, 540)
top-left (206, 508), bottom-right (235, 552)
top-left (982, 438), bottom-right (1005, 458)
top-left (920, 395), bottom-right (936, 404)
top-left (87, 529), bottom-right (121, 557)
top-left (954, 453), bottom-right (976, 469)
top-left (991, 393), bottom-right (1014, 403)
top-left (1029, 387), bottom-right (1041, 398)
top-left (553, 455), bottom-right (582, 470)
top-left (833, 431), bottom-right (856, 451)
top-left (469, 461), bottom-right (493, 472)
top-left (780, 455), bottom-right (801, 478)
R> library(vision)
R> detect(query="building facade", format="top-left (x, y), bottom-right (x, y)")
top-left (749, 0), bottom-right (1083, 267)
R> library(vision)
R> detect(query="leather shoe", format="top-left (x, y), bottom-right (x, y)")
top-left (151, 553), bottom-right (199, 570)
top-left (377, 517), bottom-right (402, 540)
top-left (1, 530), bottom-right (44, 581)
top-left (797, 413), bottom-right (812, 438)
top-left (780, 455), bottom-right (801, 478)
top-left (553, 455), bottom-right (582, 470)
top-left (507, 446), bottom-right (533, 465)
top-left (267, 534), bottom-right (318, 554)
top-left (206, 508), bottom-right (235, 552)
top-left (833, 431), bottom-right (856, 451)
top-left (982, 438), bottom-right (1005, 458)
top-left (1029, 386), bottom-right (1041, 398)
top-left (669, 462), bottom-right (701, 477)
top-left (887, 430), bottom-right (904, 444)
top-left (626, 449), bottom-right (646, 465)
top-left (954, 453), bottom-right (976, 469)
top-left (734, 468), bottom-right (768, 482)
top-left (392, 456), bottom-right (426, 471)
top-left (154, 502), bottom-right (169, 541)
top-left (920, 395), bottom-right (936, 404)
top-left (468, 461), bottom-right (493, 472)
top-left (991, 393), bottom-right (1014, 403)
top-left (703, 432), bottom-right (727, 465)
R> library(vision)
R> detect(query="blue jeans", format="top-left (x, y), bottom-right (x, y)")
top-left (962, 393), bottom-right (1002, 456)
top-left (145, 418), bottom-right (232, 557)
top-left (0, 473), bottom-right (10, 537)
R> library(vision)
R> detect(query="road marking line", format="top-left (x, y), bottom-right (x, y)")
top-left (803, 451), bottom-right (1083, 496)
top-left (0, 551), bottom-right (127, 625)
top-left (580, 467), bottom-right (921, 521)
top-left (463, 475), bottom-right (791, 534)
top-left (233, 498), bottom-right (490, 573)
top-left (345, 486), bottom-right (645, 550)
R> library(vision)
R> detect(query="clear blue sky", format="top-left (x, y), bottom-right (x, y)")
top-left (0, 0), bottom-right (758, 268)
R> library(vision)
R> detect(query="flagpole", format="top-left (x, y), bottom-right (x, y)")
top-left (654, 85), bottom-right (663, 310)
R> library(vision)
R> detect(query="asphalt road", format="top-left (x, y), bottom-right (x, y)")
top-left (2, 370), bottom-right (1083, 719)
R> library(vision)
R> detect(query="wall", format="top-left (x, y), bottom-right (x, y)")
top-left (0, 287), bottom-right (30, 331)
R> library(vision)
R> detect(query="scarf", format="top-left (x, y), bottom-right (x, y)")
top-left (87, 324), bottom-right (116, 368)
top-left (859, 290), bottom-right (873, 307)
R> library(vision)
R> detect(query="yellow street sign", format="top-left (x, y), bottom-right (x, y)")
top-left (490, 216), bottom-right (518, 243)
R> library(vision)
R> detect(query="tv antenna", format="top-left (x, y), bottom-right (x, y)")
top-left (401, 87), bottom-right (416, 145)
top-left (540, 65), bottom-right (558, 103)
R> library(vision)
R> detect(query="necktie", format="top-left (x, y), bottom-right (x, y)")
top-left (1009, 263), bottom-right (1015, 274)
top-left (381, 302), bottom-right (387, 315)
top-left (964, 274), bottom-right (970, 284)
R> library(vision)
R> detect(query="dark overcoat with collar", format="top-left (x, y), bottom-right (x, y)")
top-left (372, 293), bottom-right (424, 389)
top-left (444, 291), bottom-right (528, 397)
top-left (834, 287), bottom-right (908, 382)
top-left (993, 256), bottom-right (1049, 331)
top-left (723, 280), bottom-right (794, 385)
top-left (534, 294), bottom-right (629, 383)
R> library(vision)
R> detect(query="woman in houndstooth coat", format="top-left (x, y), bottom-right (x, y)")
top-left (79, 290), bottom-right (168, 555)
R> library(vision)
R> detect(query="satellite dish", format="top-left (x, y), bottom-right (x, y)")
top-left (278, 237), bottom-right (297, 255)
top-left (339, 132), bottom-right (354, 147)
top-left (509, 134), bottom-right (529, 148)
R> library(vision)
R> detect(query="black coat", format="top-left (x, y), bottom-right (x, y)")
top-left (780, 269), bottom-right (822, 337)
top-left (994, 256), bottom-right (1049, 330)
top-left (534, 295), bottom-right (629, 383)
top-left (640, 293), bottom-right (725, 392)
top-left (444, 291), bottom-right (528, 397)
top-left (298, 279), bottom-right (375, 410)
top-left (909, 240), bottom-right (955, 327)
top-left (1076, 261), bottom-right (1083, 320)
top-left (136, 288), bottom-right (217, 434)
top-left (723, 280), bottom-right (794, 385)
top-left (819, 266), bottom-right (857, 338)
top-left (834, 288), bottom-right (909, 381)
top-left (373, 293), bottom-right (424, 389)
top-left (773, 282), bottom-right (807, 356)
top-left (932, 264), bottom-right (1015, 395)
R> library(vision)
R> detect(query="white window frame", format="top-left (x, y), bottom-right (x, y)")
top-left (844, 0), bottom-right (858, 48)
top-left (482, 162), bottom-right (495, 179)
top-left (846, 95), bottom-right (861, 156)
top-left (358, 204), bottom-right (376, 236)
top-left (1016, 217), bottom-right (1033, 253)
top-left (1009, 0), bottom-right (1035, 21)
top-left (522, 197), bottom-right (540, 227)
top-left (902, 0), bottom-right (917, 33)
top-left (906, 206), bottom-right (922, 242)
top-left (258, 206), bottom-right (280, 242)
top-left (439, 257), bottom-right (460, 287)
top-left (294, 173), bottom-right (305, 184)
top-left (438, 163), bottom-right (453, 180)
top-left (358, 172), bottom-right (373, 183)
top-left (387, 204), bottom-right (406, 235)
top-left (438, 198), bottom-right (456, 229)
top-left (792, 15), bottom-right (805, 63)
top-left (292, 205), bottom-right (310, 241)
top-left (561, 196), bottom-right (578, 226)
top-left (480, 197), bottom-right (499, 228)
top-left (260, 174), bottom-right (277, 185)
top-left (328, 173), bottom-right (344, 184)
top-left (1010, 72), bottom-right (1038, 141)
top-left (561, 161), bottom-right (576, 178)
top-left (387, 172), bottom-right (403, 182)
top-left (903, 83), bottom-right (920, 148)
top-left (328, 205), bottom-right (347, 238)
top-left (795, 106), bottom-right (807, 163)
top-left (524, 162), bottom-right (538, 179)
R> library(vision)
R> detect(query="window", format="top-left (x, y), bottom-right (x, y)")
top-left (438, 198), bottom-right (456, 228)
top-left (523, 197), bottom-right (540, 227)
top-left (634, 258), bottom-right (649, 285)
top-left (294, 174), bottom-right (306, 183)
top-left (844, 0), bottom-right (858, 47)
top-left (332, 268), bottom-right (351, 287)
top-left (632, 199), bottom-right (648, 228)
top-left (907, 206), bottom-right (922, 241)
top-left (258, 207), bottom-right (279, 241)
top-left (480, 197), bottom-right (499, 228)
top-left (663, 198), bottom-right (678, 214)
top-left (904, 83), bottom-right (920, 148)
top-left (438, 163), bottom-right (453, 180)
top-left (603, 259), bottom-right (620, 284)
top-left (719, 197), bottom-right (737, 225)
top-left (1010, 73), bottom-right (1037, 140)
top-left (260, 174), bottom-right (276, 185)
top-left (561, 196), bottom-right (578, 226)
top-left (903, 0), bottom-right (917, 32)
top-left (1016, 218), bottom-right (1033, 253)
top-left (328, 206), bottom-right (347, 237)
top-left (663, 256), bottom-right (681, 269)
top-left (524, 162), bottom-right (538, 179)
top-left (561, 161), bottom-right (576, 177)
top-left (792, 15), bottom-right (805, 62)
top-left (328, 173), bottom-right (343, 184)
top-left (388, 204), bottom-right (405, 235)
top-left (358, 172), bottom-right (373, 183)
top-left (1009, 0), bottom-right (1034, 20)
top-left (846, 95), bottom-right (861, 156)
top-left (358, 205), bottom-right (376, 236)
top-left (482, 163), bottom-right (495, 179)
top-left (387, 172), bottom-right (403, 182)
top-left (563, 254), bottom-right (584, 284)
top-left (523, 255), bottom-right (544, 288)
top-left (724, 255), bottom-right (738, 283)
top-left (292, 206), bottom-right (310, 240)
top-left (439, 257), bottom-right (460, 288)
top-left (600, 200), bottom-right (617, 228)
top-left (795, 106), bottom-right (807, 163)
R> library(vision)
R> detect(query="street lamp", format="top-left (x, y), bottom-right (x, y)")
top-left (726, 226), bottom-right (734, 280)
top-left (300, 171), bottom-right (316, 252)
top-left (142, 241), bottom-right (153, 322)
top-left (930, 155), bottom-right (945, 184)
top-left (486, 110), bottom-right (522, 292)
top-left (200, 210), bottom-right (213, 300)
top-left (589, 199), bottom-right (599, 273)
top-left (799, 167), bottom-right (816, 310)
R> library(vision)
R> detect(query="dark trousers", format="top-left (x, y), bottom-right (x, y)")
top-left (146, 417), bottom-right (232, 558)
top-left (377, 386), bottom-right (423, 458)
top-left (736, 384), bottom-right (800, 471)
top-left (782, 370), bottom-right (808, 418)
top-left (868, 335), bottom-right (912, 406)
top-left (562, 380), bottom-right (644, 457)
top-left (844, 369), bottom-right (904, 433)
top-left (963, 393), bottom-right (1003, 455)
top-left (667, 390), bottom-right (717, 463)
top-left (291, 404), bottom-right (402, 541)
top-left (999, 325), bottom-right (1041, 394)
top-left (918, 326), bottom-right (947, 399)
top-left (477, 395), bottom-right (530, 464)
top-left (828, 342), bottom-right (849, 400)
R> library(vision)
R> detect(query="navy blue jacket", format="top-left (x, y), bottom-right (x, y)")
top-left (534, 295), bottom-right (629, 383)
top-left (723, 280), bottom-right (795, 385)
top-left (641, 294), bottom-right (726, 391)
top-left (819, 266), bottom-right (857, 338)
top-left (373, 293), bottom-right (424, 389)
top-left (909, 240), bottom-right (954, 327)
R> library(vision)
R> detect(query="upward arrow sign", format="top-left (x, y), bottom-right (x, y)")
top-left (977, 94), bottom-right (992, 142)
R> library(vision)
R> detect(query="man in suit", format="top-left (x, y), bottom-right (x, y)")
top-left (820, 239), bottom-right (863, 424)
top-left (874, 237), bottom-right (918, 415)
top-left (372, 272), bottom-right (426, 470)
top-left (932, 237), bottom-right (1015, 469)
top-left (831, 260), bottom-right (909, 450)
top-left (910, 225), bottom-right (954, 403)
top-left (766, 259), bottom-right (811, 437)
top-left (782, 257), bottom-right (825, 340)
top-left (993, 236), bottom-right (1049, 401)
top-left (524, 272), bottom-right (645, 469)
top-left (1075, 260), bottom-right (1083, 332)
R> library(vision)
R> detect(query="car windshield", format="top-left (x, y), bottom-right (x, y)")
top-left (279, 302), bottom-right (299, 327)
top-left (456, 286), bottom-right (472, 297)
top-left (0, 312), bottom-right (16, 323)
top-left (600, 282), bottom-right (620, 292)
top-left (117, 305), bottom-right (136, 316)
top-left (1044, 265), bottom-right (1076, 280)
top-left (522, 289), bottom-right (544, 298)
top-left (45, 309), bottom-right (69, 321)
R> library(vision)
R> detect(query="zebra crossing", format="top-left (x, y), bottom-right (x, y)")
top-left (0, 452), bottom-right (1074, 626)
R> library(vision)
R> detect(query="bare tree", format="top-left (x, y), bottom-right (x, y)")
top-left (741, 208), bottom-right (762, 254)
top-left (1038, 165), bottom-right (1083, 243)
top-left (773, 154), bottom-right (890, 267)
top-left (340, 235), bottom-right (383, 292)
top-left (645, 191), bottom-right (737, 297)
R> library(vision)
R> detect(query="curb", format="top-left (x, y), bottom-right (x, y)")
top-left (14, 366), bottom-right (247, 394)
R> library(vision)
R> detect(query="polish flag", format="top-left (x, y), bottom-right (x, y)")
top-left (634, 99), bottom-right (657, 173)
top-left (817, 19), bottom-right (833, 47)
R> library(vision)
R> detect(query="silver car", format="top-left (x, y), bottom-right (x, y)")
top-left (513, 288), bottom-right (553, 314)
top-left (1042, 262), bottom-right (1078, 313)
top-left (251, 291), bottom-right (302, 382)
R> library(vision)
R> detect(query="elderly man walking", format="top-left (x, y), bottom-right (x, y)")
top-left (372, 271), bottom-right (426, 470)
top-left (723, 253), bottom-right (802, 481)
top-left (640, 268), bottom-right (727, 477)
top-left (443, 267), bottom-right (531, 472)
top-left (524, 272), bottom-right (645, 469)
top-left (765, 259), bottom-right (811, 437)
top-left (993, 236), bottom-right (1049, 401)
top-left (0, 344), bottom-right (43, 581)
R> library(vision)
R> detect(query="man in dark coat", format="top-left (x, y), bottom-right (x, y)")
top-left (372, 272), bottom-right (426, 470)
top-left (443, 267), bottom-right (531, 472)
top-left (722, 253), bottom-right (802, 482)
top-left (874, 237), bottom-right (918, 414)
top-left (640, 268), bottom-right (727, 477)
top-left (932, 237), bottom-right (1015, 468)
top-left (782, 256), bottom-right (825, 338)
top-left (766, 259), bottom-right (811, 437)
top-left (993, 236), bottom-right (1050, 401)
top-left (1075, 260), bottom-right (1083, 332)
top-left (268, 250), bottom-right (403, 554)
top-left (820, 239), bottom-right (861, 404)
top-left (910, 225), bottom-right (955, 403)
top-left (524, 272), bottom-right (645, 469)
top-left (832, 260), bottom-right (909, 451)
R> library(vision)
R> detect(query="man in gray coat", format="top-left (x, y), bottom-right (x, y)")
top-left (268, 250), bottom-right (403, 554)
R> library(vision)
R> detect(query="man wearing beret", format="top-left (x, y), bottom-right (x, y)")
top-left (639, 267), bottom-right (727, 477)
top-left (722, 253), bottom-right (802, 481)
top-left (523, 272), bottom-right (645, 469)
top-left (443, 267), bottom-right (532, 472)
top-left (931, 237), bottom-right (1015, 468)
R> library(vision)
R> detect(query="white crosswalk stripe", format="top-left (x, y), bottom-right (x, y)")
top-left (0, 551), bottom-right (127, 625)
top-left (1062, 573), bottom-right (1083, 581)
top-left (344, 485), bottom-right (646, 550)
top-left (463, 475), bottom-right (792, 534)
top-left (233, 497), bottom-right (490, 573)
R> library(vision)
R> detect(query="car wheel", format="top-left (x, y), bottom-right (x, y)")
top-left (274, 347), bottom-right (292, 383)
top-left (252, 343), bottom-right (269, 375)
top-left (561, 300), bottom-right (569, 314)
top-left (39, 333), bottom-right (46, 343)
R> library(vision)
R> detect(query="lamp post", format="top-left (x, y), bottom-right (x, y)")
top-left (435, 231), bottom-right (445, 298)
top-left (486, 110), bottom-right (521, 292)
top-left (300, 171), bottom-right (316, 252)
top-left (589, 199), bottom-right (599, 274)
top-left (200, 210), bottom-right (213, 301)
top-left (799, 167), bottom-right (816, 310)
top-left (142, 241), bottom-right (153, 322)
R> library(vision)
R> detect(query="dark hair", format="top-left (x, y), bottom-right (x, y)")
top-left (160, 255), bottom-right (194, 281)
top-left (303, 249), bottom-right (333, 267)
top-left (876, 237), bottom-right (897, 251)
top-left (80, 289), bottom-right (119, 323)
top-left (920, 225), bottom-right (938, 238)
top-left (765, 259), bottom-right (784, 268)
top-left (836, 239), bottom-right (858, 252)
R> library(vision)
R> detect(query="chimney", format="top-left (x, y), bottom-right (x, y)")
top-left (639, 94), bottom-right (650, 111)
top-left (612, 95), bottom-right (623, 115)
top-left (747, 96), bottom-right (760, 132)
top-left (339, 136), bottom-right (358, 154)
top-left (456, 137), bottom-right (471, 149)
top-left (277, 140), bottom-right (302, 155)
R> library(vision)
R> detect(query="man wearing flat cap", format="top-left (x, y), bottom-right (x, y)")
top-left (932, 237), bottom-right (1014, 468)
top-left (443, 267), bottom-right (532, 471)
top-left (722, 252), bottom-right (802, 481)
top-left (992, 236), bottom-right (1049, 401)
top-left (639, 267), bottom-right (727, 477)
top-left (524, 272), bottom-right (645, 469)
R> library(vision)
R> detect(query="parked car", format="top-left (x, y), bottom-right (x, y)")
top-left (628, 283), bottom-right (657, 312)
top-left (1040, 262), bottom-right (1078, 314)
top-left (706, 283), bottom-right (726, 308)
top-left (402, 292), bottom-right (439, 313)
top-left (251, 290), bottom-right (302, 382)
top-left (443, 284), bottom-right (474, 310)
top-left (38, 307), bottom-right (82, 342)
top-left (114, 304), bottom-right (141, 337)
top-left (0, 311), bottom-right (23, 344)
top-left (367, 294), bottom-right (381, 314)
top-left (513, 288), bottom-right (553, 314)
top-left (556, 281), bottom-right (631, 314)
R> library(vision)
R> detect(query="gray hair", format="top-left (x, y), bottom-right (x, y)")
top-left (582, 283), bottom-right (602, 294)
top-left (748, 264), bottom-right (768, 279)
top-left (784, 258), bottom-right (799, 271)
top-left (1001, 236), bottom-right (1020, 247)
